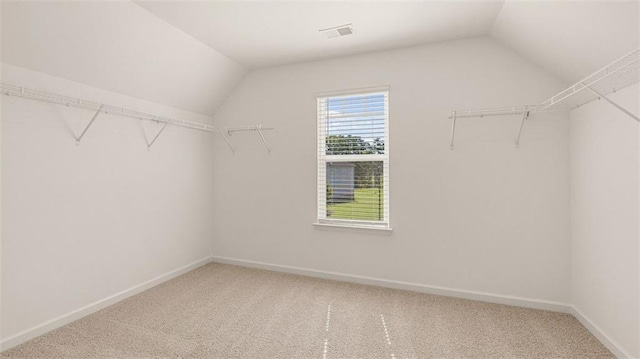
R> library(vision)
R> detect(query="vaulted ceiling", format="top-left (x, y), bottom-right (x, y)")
top-left (2, 1), bottom-right (638, 116)
top-left (491, 0), bottom-right (639, 85)
top-left (136, 0), bottom-right (638, 84)
top-left (1, 1), bottom-right (246, 116)
top-left (134, 1), bottom-right (506, 70)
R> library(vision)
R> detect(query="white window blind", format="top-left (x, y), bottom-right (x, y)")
top-left (317, 89), bottom-right (390, 228)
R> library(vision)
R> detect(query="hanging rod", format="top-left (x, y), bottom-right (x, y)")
top-left (447, 47), bottom-right (639, 149)
top-left (538, 48), bottom-right (639, 112)
top-left (2, 83), bottom-right (275, 151)
top-left (1, 83), bottom-right (215, 132)
top-left (226, 125), bottom-right (275, 133)
top-left (448, 105), bottom-right (537, 119)
top-left (586, 86), bottom-right (639, 123)
top-left (221, 124), bottom-right (274, 153)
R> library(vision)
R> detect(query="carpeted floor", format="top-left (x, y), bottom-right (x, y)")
top-left (1, 263), bottom-right (613, 358)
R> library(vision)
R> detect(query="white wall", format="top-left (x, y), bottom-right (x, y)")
top-left (0, 64), bottom-right (214, 345)
top-left (570, 83), bottom-right (639, 358)
top-left (0, 0), bottom-right (4, 346)
top-left (211, 37), bottom-right (572, 305)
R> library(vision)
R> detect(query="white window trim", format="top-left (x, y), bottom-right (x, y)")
top-left (313, 222), bottom-right (393, 232)
top-left (315, 87), bottom-right (390, 230)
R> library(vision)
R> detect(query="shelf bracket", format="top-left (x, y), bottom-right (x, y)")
top-left (449, 111), bottom-right (457, 150)
top-left (217, 127), bottom-right (235, 153)
top-left (515, 108), bottom-right (530, 148)
top-left (255, 124), bottom-right (271, 153)
top-left (75, 105), bottom-right (103, 145)
top-left (145, 120), bottom-right (170, 150)
top-left (586, 86), bottom-right (640, 123)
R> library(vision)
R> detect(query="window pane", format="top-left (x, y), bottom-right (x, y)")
top-left (325, 93), bottom-right (386, 155)
top-left (326, 161), bottom-right (384, 221)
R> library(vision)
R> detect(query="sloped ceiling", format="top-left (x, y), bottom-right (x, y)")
top-left (491, 0), bottom-right (639, 85)
top-left (136, 0), bottom-right (638, 85)
top-left (1, 1), bottom-right (246, 116)
top-left (134, 1), bottom-right (505, 69)
top-left (2, 0), bottom-right (637, 114)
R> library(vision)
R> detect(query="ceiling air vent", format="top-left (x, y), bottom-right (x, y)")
top-left (319, 24), bottom-right (355, 39)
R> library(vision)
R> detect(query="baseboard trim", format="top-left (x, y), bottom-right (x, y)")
top-left (0, 256), bottom-right (212, 352)
top-left (5, 256), bottom-right (628, 358)
top-left (210, 256), bottom-right (572, 313)
top-left (571, 306), bottom-right (635, 359)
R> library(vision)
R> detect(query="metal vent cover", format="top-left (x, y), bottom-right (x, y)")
top-left (319, 24), bottom-right (355, 38)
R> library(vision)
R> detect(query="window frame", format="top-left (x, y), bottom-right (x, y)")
top-left (316, 87), bottom-right (390, 230)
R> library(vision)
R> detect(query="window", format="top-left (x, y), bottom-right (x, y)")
top-left (317, 88), bottom-right (390, 229)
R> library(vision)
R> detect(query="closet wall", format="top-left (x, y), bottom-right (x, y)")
top-left (0, 64), bottom-right (215, 347)
top-left (570, 83), bottom-right (639, 358)
top-left (0, 1), bottom-right (244, 349)
top-left (211, 37), bottom-right (572, 307)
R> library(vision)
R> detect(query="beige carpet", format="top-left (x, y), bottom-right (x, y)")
top-left (1, 263), bottom-right (613, 358)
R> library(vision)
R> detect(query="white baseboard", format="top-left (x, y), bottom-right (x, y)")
top-left (0, 256), bottom-right (212, 353)
top-left (571, 306), bottom-right (635, 359)
top-left (4, 255), bottom-right (629, 359)
top-left (210, 256), bottom-right (572, 313)
top-left (211, 257), bottom-right (638, 357)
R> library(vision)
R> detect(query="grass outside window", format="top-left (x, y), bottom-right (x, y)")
top-left (327, 188), bottom-right (383, 221)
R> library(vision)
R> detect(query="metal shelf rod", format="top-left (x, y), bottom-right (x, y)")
top-left (145, 121), bottom-right (170, 150)
top-left (226, 125), bottom-right (275, 133)
top-left (216, 127), bottom-right (235, 153)
top-left (222, 124), bottom-right (274, 153)
top-left (449, 111), bottom-right (457, 150)
top-left (446, 48), bottom-right (639, 149)
top-left (587, 86), bottom-right (640, 123)
top-left (1, 83), bottom-right (215, 133)
top-left (515, 108), bottom-right (530, 148)
top-left (2, 83), bottom-right (275, 151)
top-left (538, 54), bottom-right (639, 112)
top-left (255, 124), bottom-right (271, 153)
top-left (76, 105), bottom-right (103, 145)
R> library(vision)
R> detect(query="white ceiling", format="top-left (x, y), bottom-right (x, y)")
top-left (491, 0), bottom-right (639, 85)
top-left (134, 1), bottom-right (506, 69)
top-left (136, 0), bottom-right (639, 84)
top-left (2, 1), bottom-right (638, 116)
top-left (1, 1), bottom-right (246, 116)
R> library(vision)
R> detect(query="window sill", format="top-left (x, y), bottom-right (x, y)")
top-left (313, 222), bottom-right (393, 232)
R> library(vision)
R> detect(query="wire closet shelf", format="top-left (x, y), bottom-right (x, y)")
top-left (0, 83), bottom-right (274, 152)
top-left (448, 48), bottom-right (640, 148)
